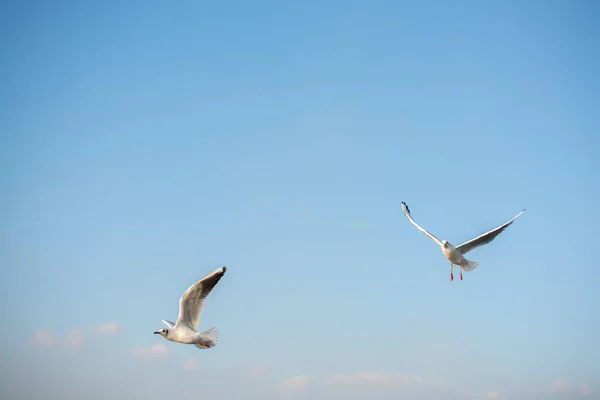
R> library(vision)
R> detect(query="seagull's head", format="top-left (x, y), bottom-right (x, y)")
top-left (441, 240), bottom-right (449, 248)
top-left (153, 328), bottom-right (168, 337)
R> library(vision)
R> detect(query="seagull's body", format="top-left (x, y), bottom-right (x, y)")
top-left (401, 202), bottom-right (524, 281)
top-left (154, 266), bottom-right (227, 349)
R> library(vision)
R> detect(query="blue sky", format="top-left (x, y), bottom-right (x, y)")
top-left (1, 0), bottom-right (599, 399)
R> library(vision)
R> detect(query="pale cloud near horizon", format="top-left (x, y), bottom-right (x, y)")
top-left (183, 358), bottom-right (199, 371)
top-left (6, 345), bottom-right (600, 400)
top-left (249, 361), bottom-right (269, 377)
top-left (25, 327), bottom-right (598, 400)
top-left (129, 343), bottom-right (169, 360)
top-left (276, 375), bottom-right (309, 397)
top-left (328, 371), bottom-right (412, 386)
top-left (270, 371), bottom-right (600, 400)
top-left (28, 322), bottom-right (122, 349)
top-left (270, 371), bottom-right (473, 400)
top-left (327, 370), bottom-right (449, 391)
top-left (93, 321), bottom-right (121, 335)
top-left (29, 329), bottom-right (55, 347)
top-left (549, 379), bottom-right (570, 394)
top-left (581, 385), bottom-right (595, 396)
top-left (29, 327), bottom-right (83, 348)
top-left (547, 379), bottom-right (597, 397)
top-left (63, 327), bottom-right (84, 349)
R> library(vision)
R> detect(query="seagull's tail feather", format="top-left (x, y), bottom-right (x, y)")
top-left (194, 327), bottom-right (219, 350)
top-left (462, 259), bottom-right (479, 272)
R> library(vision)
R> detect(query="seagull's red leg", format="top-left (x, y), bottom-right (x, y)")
top-left (460, 266), bottom-right (463, 280)
top-left (449, 263), bottom-right (454, 281)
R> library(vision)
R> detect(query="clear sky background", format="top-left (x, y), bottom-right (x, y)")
top-left (1, 1), bottom-right (599, 399)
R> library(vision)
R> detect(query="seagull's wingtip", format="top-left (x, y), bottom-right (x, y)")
top-left (401, 202), bottom-right (411, 215)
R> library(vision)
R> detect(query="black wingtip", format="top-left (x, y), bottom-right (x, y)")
top-left (401, 201), bottom-right (410, 214)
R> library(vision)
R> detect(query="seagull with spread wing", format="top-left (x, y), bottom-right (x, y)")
top-left (154, 266), bottom-right (227, 349)
top-left (401, 202), bottom-right (524, 281)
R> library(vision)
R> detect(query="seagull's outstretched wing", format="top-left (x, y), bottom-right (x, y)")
top-left (401, 202), bottom-right (442, 246)
top-left (176, 266), bottom-right (227, 331)
top-left (456, 209), bottom-right (525, 255)
top-left (162, 320), bottom-right (175, 328)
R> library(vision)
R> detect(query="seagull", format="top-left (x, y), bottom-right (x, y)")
top-left (401, 202), bottom-right (524, 281)
top-left (154, 266), bottom-right (227, 349)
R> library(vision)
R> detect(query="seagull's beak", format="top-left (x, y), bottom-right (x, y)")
top-left (153, 331), bottom-right (160, 334)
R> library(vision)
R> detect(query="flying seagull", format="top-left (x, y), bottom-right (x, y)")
top-left (401, 202), bottom-right (524, 281)
top-left (154, 266), bottom-right (227, 349)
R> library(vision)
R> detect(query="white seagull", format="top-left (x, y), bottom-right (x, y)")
top-left (154, 266), bottom-right (227, 349)
top-left (401, 202), bottom-right (524, 281)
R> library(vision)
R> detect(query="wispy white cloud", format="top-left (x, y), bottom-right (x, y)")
top-left (29, 322), bottom-right (122, 349)
top-left (249, 361), bottom-right (269, 377)
top-left (580, 384), bottom-right (595, 396)
top-left (328, 371), bottom-right (412, 387)
top-left (93, 321), bottom-right (121, 335)
top-left (276, 375), bottom-right (308, 397)
top-left (183, 358), bottom-right (199, 371)
top-left (29, 329), bottom-right (56, 347)
top-left (29, 327), bottom-right (83, 349)
top-left (129, 343), bottom-right (169, 360)
top-left (63, 327), bottom-right (84, 349)
top-left (285, 370), bottom-right (464, 399)
top-left (5, 353), bottom-right (599, 400)
top-left (548, 379), bottom-right (570, 394)
top-left (326, 370), bottom-right (449, 392)
top-left (546, 379), bottom-right (596, 397)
